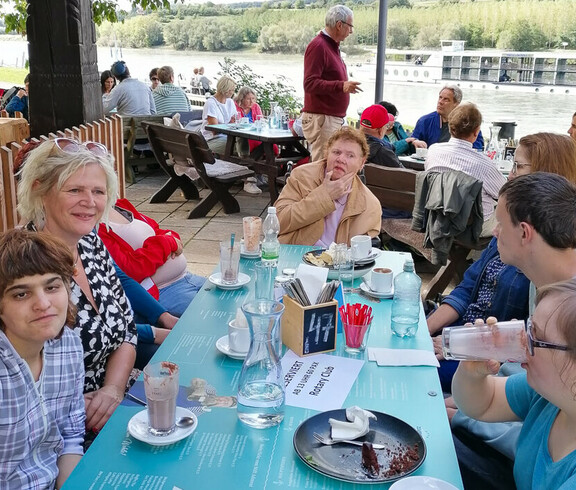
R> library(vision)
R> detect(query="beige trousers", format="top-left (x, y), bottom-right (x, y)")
top-left (301, 112), bottom-right (345, 162)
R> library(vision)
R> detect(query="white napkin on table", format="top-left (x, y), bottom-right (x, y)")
top-left (296, 263), bottom-right (329, 306)
top-left (367, 348), bottom-right (440, 367)
top-left (328, 406), bottom-right (376, 441)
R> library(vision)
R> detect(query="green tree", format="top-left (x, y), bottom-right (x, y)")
top-left (218, 57), bottom-right (301, 112)
top-left (388, 0), bottom-right (412, 8)
top-left (387, 20), bottom-right (413, 49)
top-left (497, 20), bottom-right (547, 51)
top-left (0, 0), bottom-right (185, 34)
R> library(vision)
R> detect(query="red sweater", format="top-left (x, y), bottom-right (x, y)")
top-left (98, 199), bottom-right (181, 299)
top-left (302, 32), bottom-right (349, 117)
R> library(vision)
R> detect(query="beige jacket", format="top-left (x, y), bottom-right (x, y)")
top-left (275, 161), bottom-right (381, 245)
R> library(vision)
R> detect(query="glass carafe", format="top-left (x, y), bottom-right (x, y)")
top-left (237, 300), bottom-right (285, 428)
top-left (486, 125), bottom-right (501, 161)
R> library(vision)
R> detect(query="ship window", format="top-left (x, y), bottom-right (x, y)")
top-left (424, 71), bottom-right (429, 78)
top-left (403, 70), bottom-right (408, 76)
top-left (384, 69), bottom-right (388, 75)
top-left (394, 69), bottom-right (398, 76)
top-left (414, 70), bottom-right (419, 77)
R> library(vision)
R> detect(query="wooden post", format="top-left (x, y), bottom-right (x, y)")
top-left (26, 0), bottom-right (103, 138)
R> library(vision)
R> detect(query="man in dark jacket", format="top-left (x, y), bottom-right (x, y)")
top-left (359, 105), bottom-right (403, 168)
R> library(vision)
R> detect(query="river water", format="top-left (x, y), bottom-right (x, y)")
top-left (1, 38), bottom-right (574, 138)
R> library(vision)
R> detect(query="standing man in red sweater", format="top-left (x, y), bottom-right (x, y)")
top-left (302, 5), bottom-right (362, 162)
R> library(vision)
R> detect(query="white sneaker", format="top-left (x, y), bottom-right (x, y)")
top-left (243, 181), bottom-right (262, 194)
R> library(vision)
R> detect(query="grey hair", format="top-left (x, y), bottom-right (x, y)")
top-left (441, 84), bottom-right (463, 104)
top-left (234, 86), bottom-right (257, 105)
top-left (17, 140), bottom-right (118, 226)
top-left (325, 5), bottom-right (353, 28)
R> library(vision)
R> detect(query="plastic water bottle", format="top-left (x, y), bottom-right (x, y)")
top-left (391, 258), bottom-right (422, 337)
top-left (262, 207), bottom-right (280, 266)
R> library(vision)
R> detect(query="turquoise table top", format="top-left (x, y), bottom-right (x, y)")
top-left (64, 245), bottom-right (463, 490)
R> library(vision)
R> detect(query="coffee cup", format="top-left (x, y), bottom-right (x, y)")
top-left (228, 319), bottom-right (250, 354)
top-left (350, 235), bottom-right (372, 260)
top-left (371, 267), bottom-right (393, 293)
top-left (416, 148), bottom-right (428, 159)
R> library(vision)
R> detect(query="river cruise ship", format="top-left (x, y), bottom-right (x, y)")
top-left (355, 40), bottom-right (576, 94)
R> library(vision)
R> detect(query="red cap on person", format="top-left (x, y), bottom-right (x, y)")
top-left (360, 105), bottom-right (393, 129)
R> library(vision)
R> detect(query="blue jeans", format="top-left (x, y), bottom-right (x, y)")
top-left (158, 272), bottom-right (206, 316)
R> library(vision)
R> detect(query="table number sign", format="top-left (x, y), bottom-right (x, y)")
top-left (282, 295), bottom-right (337, 356)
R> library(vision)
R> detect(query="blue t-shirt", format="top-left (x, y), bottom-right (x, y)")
top-left (506, 373), bottom-right (576, 489)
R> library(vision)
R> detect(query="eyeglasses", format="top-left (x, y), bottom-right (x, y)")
top-left (340, 20), bottom-right (354, 29)
top-left (511, 161), bottom-right (531, 174)
top-left (526, 317), bottom-right (572, 356)
top-left (151, 77), bottom-right (159, 82)
top-left (53, 138), bottom-right (108, 157)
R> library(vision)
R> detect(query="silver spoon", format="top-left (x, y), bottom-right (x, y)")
top-left (361, 277), bottom-right (378, 293)
top-left (125, 393), bottom-right (195, 428)
top-left (176, 416), bottom-right (195, 428)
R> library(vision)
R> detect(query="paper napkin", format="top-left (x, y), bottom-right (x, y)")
top-left (367, 348), bottom-right (440, 367)
top-left (328, 406), bottom-right (376, 441)
top-left (296, 263), bottom-right (329, 305)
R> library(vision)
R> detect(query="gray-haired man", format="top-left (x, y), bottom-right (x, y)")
top-left (412, 85), bottom-right (484, 150)
top-left (301, 4), bottom-right (362, 162)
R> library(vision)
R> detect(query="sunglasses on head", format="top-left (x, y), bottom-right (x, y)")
top-left (53, 138), bottom-right (108, 157)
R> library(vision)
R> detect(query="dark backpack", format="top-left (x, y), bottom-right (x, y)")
top-left (0, 86), bottom-right (22, 111)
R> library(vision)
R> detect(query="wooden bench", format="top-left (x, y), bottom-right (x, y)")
top-left (142, 121), bottom-right (254, 219)
top-left (365, 164), bottom-right (489, 301)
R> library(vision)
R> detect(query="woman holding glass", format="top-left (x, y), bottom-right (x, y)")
top-left (17, 138), bottom-right (137, 436)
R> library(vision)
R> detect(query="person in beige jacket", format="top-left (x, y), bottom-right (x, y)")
top-left (275, 127), bottom-right (381, 246)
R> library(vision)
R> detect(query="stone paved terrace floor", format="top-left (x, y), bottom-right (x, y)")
top-left (125, 167), bottom-right (454, 294)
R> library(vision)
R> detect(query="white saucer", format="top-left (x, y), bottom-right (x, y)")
top-left (128, 407), bottom-right (197, 446)
top-left (216, 335), bottom-right (248, 360)
top-left (208, 272), bottom-right (251, 290)
top-left (360, 281), bottom-right (394, 299)
top-left (354, 247), bottom-right (382, 265)
top-left (390, 476), bottom-right (458, 490)
top-left (240, 246), bottom-right (261, 259)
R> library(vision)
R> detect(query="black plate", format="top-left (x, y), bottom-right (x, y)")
top-left (293, 409), bottom-right (426, 484)
top-left (302, 249), bottom-right (377, 270)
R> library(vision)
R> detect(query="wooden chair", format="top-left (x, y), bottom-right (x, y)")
top-left (142, 122), bottom-right (254, 219)
top-left (365, 164), bottom-right (490, 300)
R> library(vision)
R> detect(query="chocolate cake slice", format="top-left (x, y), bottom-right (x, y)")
top-left (361, 442), bottom-right (380, 476)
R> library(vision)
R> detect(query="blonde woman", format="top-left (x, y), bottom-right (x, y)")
top-left (17, 138), bottom-right (137, 436)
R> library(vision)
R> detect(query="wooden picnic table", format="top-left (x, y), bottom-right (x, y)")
top-left (206, 123), bottom-right (309, 202)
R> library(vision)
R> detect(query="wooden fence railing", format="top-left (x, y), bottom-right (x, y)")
top-left (0, 114), bottom-right (124, 232)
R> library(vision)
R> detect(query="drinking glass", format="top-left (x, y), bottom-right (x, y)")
top-left (143, 362), bottom-right (179, 436)
top-left (337, 248), bottom-right (354, 293)
top-left (255, 261), bottom-right (277, 300)
top-left (220, 241), bottom-right (241, 285)
top-left (243, 216), bottom-right (262, 253)
top-left (343, 319), bottom-right (372, 354)
top-left (442, 320), bottom-right (527, 363)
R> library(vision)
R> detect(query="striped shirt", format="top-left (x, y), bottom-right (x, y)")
top-left (425, 138), bottom-right (506, 219)
top-left (152, 83), bottom-right (191, 115)
top-left (0, 328), bottom-right (85, 489)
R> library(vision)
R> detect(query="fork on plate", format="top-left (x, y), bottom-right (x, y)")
top-left (312, 432), bottom-right (385, 450)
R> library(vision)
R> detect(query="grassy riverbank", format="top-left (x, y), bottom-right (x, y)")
top-left (0, 67), bottom-right (27, 85)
